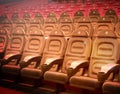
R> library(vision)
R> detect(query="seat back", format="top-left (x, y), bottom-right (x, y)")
top-left (59, 12), bottom-right (73, 37)
top-left (0, 28), bottom-right (8, 59)
top-left (0, 14), bottom-right (12, 59)
top-left (115, 19), bottom-right (120, 38)
top-left (43, 12), bottom-right (57, 37)
top-left (104, 9), bottom-right (118, 25)
top-left (115, 20), bottom-right (120, 60)
top-left (20, 16), bottom-right (45, 68)
top-left (61, 17), bottom-right (92, 75)
top-left (4, 18), bottom-right (26, 64)
top-left (74, 17), bottom-right (93, 37)
top-left (39, 30), bottom-right (67, 71)
top-left (88, 18), bottom-right (120, 79)
top-left (1, 14), bottom-right (12, 37)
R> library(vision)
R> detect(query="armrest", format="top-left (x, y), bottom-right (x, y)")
top-left (1, 54), bottom-right (22, 65)
top-left (41, 57), bottom-right (63, 73)
top-left (20, 55), bottom-right (42, 68)
top-left (97, 63), bottom-right (120, 83)
top-left (67, 60), bottom-right (89, 77)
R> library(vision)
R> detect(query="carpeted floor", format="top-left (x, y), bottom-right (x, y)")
top-left (0, 86), bottom-right (26, 94)
top-left (0, 80), bottom-right (32, 94)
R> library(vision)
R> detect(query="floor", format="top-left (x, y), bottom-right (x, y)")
top-left (0, 79), bottom-right (103, 94)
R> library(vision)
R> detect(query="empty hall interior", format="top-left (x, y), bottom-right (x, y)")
top-left (0, 0), bottom-right (120, 94)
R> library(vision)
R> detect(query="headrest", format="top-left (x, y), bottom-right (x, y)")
top-left (47, 12), bottom-right (56, 18)
top-left (23, 12), bottom-right (31, 19)
top-left (73, 10), bottom-right (84, 23)
top-left (23, 12), bottom-right (31, 22)
top-left (45, 17), bottom-right (57, 23)
top-left (0, 28), bottom-right (7, 34)
top-left (71, 29), bottom-right (90, 37)
top-left (49, 29), bottom-right (64, 37)
top-left (1, 14), bottom-right (11, 24)
top-left (11, 13), bottom-right (19, 21)
top-left (45, 13), bottom-right (57, 23)
top-left (89, 10), bottom-right (100, 16)
top-left (98, 17), bottom-right (112, 23)
top-left (34, 13), bottom-right (44, 24)
top-left (96, 17), bottom-right (114, 31)
top-left (105, 9), bottom-right (117, 16)
top-left (95, 25), bottom-right (114, 36)
top-left (30, 19), bottom-right (39, 24)
top-left (74, 10), bottom-right (84, 17)
top-left (60, 12), bottom-right (70, 18)
top-left (94, 30), bottom-right (116, 38)
top-left (59, 17), bottom-right (72, 23)
top-left (15, 19), bottom-right (25, 24)
top-left (77, 17), bottom-right (90, 23)
top-left (12, 26), bottom-right (26, 35)
top-left (59, 12), bottom-right (72, 23)
top-left (105, 9), bottom-right (118, 24)
top-left (35, 12), bottom-right (43, 18)
top-left (29, 26), bottom-right (44, 36)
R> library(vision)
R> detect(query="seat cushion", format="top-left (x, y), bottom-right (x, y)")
top-left (70, 76), bottom-right (101, 90)
top-left (102, 81), bottom-right (120, 94)
top-left (21, 68), bottom-right (42, 79)
top-left (2, 64), bottom-right (20, 75)
top-left (44, 71), bottom-right (68, 84)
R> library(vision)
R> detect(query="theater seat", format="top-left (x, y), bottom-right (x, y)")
top-left (1, 18), bottom-right (26, 81)
top-left (13, 17), bottom-right (45, 86)
top-left (102, 75), bottom-right (120, 94)
top-left (0, 14), bottom-right (12, 59)
top-left (43, 17), bottom-right (92, 92)
top-left (0, 28), bottom-right (8, 59)
top-left (102, 18), bottom-right (120, 94)
top-left (20, 28), bottom-right (67, 86)
top-left (69, 17), bottom-right (120, 91)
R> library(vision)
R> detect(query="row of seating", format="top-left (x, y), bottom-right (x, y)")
top-left (0, 10), bottom-right (120, 94)
top-left (0, 9), bottom-right (118, 61)
top-left (0, 8), bottom-right (119, 36)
